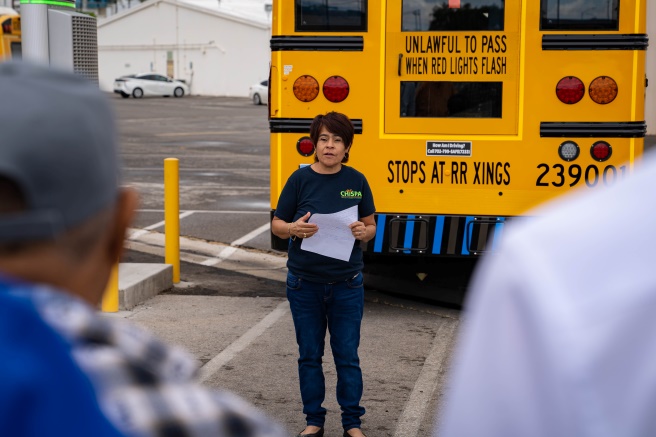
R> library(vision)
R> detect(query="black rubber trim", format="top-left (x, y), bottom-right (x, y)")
top-left (271, 36), bottom-right (364, 51)
top-left (270, 118), bottom-right (363, 134)
top-left (542, 34), bottom-right (648, 50)
top-left (540, 122), bottom-right (646, 138)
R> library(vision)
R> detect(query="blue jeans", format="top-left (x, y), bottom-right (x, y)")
top-left (286, 271), bottom-right (366, 431)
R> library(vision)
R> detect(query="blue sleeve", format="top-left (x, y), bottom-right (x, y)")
top-left (0, 295), bottom-right (124, 437)
top-left (273, 172), bottom-right (299, 223)
top-left (359, 175), bottom-right (375, 218)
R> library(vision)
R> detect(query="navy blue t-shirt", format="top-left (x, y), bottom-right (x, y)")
top-left (274, 165), bottom-right (375, 283)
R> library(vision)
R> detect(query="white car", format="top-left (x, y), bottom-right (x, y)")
top-left (114, 73), bottom-right (189, 98)
top-left (248, 80), bottom-right (268, 105)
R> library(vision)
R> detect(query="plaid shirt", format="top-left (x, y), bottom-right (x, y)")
top-left (14, 285), bottom-right (287, 437)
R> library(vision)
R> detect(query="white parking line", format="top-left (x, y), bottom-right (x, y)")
top-left (198, 300), bottom-right (289, 383)
top-left (200, 223), bottom-right (271, 267)
top-left (200, 248), bottom-right (238, 266)
top-left (394, 319), bottom-right (459, 437)
top-left (128, 211), bottom-right (195, 240)
top-left (231, 223), bottom-right (271, 246)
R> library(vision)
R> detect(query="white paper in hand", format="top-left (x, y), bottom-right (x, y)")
top-left (300, 205), bottom-right (358, 261)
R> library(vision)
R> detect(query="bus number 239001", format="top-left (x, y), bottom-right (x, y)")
top-left (536, 163), bottom-right (627, 188)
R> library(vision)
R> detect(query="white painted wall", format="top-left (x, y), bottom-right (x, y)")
top-left (97, 0), bottom-right (270, 96)
top-left (646, 0), bottom-right (655, 134)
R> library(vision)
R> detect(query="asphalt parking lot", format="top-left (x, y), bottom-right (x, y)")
top-left (113, 94), bottom-right (656, 436)
top-left (111, 94), bottom-right (464, 436)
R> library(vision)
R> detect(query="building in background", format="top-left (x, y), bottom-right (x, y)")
top-left (80, 0), bottom-right (271, 21)
top-left (97, 0), bottom-right (270, 96)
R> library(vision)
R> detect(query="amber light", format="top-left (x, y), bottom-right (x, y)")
top-left (323, 76), bottom-right (349, 103)
top-left (556, 76), bottom-right (585, 104)
top-left (293, 75), bottom-right (320, 102)
top-left (296, 137), bottom-right (314, 157)
top-left (589, 76), bottom-right (618, 104)
top-left (591, 141), bottom-right (612, 162)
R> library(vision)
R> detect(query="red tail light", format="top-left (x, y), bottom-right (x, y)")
top-left (1, 18), bottom-right (11, 34)
top-left (323, 76), bottom-right (349, 103)
top-left (591, 141), bottom-right (612, 161)
top-left (296, 137), bottom-right (315, 156)
top-left (556, 76), bottom-right (585, 104)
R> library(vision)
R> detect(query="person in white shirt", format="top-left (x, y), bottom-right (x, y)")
top-left (437, 151), bottom-right (656, 437)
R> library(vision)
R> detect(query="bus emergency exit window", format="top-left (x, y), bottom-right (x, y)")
top-left (401, 81), bottom-right (502, 118)
top-left (402, 0), bottom-right (504, 32)
top-left (541, 0), bottom-right (619, 31)
top-left (295, 0), bottom-right (367, 32)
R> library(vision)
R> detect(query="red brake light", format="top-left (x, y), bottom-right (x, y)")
top-left (1, 18), bottom-right (11, 34)
top-left (323, 76), bottom-right (349, 103)
top-left (296, 137), bottom-right (314, 157)
top-left (590, 141), bottom-right (612, 162)
top-left (556, 76), bottom-right (585, 104)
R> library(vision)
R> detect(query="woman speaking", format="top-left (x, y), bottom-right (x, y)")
top-left (271, 112), bottom-right (375, 437)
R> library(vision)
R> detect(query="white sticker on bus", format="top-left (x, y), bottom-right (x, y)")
top-left (426, 141), bottom-right (472, 157)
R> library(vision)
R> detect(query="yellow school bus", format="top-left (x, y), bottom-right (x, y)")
top-left (0, 9), bottom-right (20, 60)
top-left (269, 0), bottom-right (648, 302)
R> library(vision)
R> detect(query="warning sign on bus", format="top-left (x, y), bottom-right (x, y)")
top-left (426, 141), bottom-right (472, 157)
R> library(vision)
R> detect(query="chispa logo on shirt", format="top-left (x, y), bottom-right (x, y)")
top-left (341, 189), bottom-right (362, 199)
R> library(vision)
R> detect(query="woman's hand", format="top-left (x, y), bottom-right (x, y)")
top-left (349, 215), bottom-right (376, 242)
top-left (291, 212), bottom-right (318, 239)
top-left (349, 221), bottom-right (368, 240)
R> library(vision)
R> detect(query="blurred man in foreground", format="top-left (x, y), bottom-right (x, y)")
top-left (437, 151), bottom-right (656, 437)
top-left (0, 61), bottom-right (285, 437)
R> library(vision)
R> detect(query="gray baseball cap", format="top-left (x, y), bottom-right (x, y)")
top-left (0, 61), bottom-right (119, 243)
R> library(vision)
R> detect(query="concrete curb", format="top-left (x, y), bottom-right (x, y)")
top-left (119, 263), bottom-right (173, 310)
top-left (112, 228), bottom-right (289, 311)
top-left (125, 228), bottom-right (288, 283)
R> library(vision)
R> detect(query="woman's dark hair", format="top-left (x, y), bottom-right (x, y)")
top-left (309, 111), bottom-right (355, 164)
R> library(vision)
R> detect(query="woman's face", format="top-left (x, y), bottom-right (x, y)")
top-left (315, 126), bottom-right (350, 170)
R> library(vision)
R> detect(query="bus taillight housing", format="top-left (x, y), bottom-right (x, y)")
top-left (296, 137), bottom-right (314, 157)
top-left (591, 141), bottom-right (612, 161)
top-left (323, 76), bottom-right (349, 103)
top-left (556, 76), bottom-right (585, 104)
top-left (293, 75), bottom-right (320, 102)
top-left (1, 18), bottom-right (11, 34)
top-left (558, 141), bottom-right (580, 161)
top-left (589, 76), bottom-right (618, 104)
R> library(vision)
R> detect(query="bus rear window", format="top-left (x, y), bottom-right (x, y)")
top-left (402, 0), bottom-right (504, 31)
top-left (296, 0), bottom-right (367, 32)
top-left (401, 81), bottom-right (502, 118)
top-left (541, 0), bottom-right (619, 30)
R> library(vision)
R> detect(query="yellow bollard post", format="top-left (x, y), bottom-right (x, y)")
top-left (164, 158), bottom-right (180, 283)
top-left (101, 262), bottom-right (119, 312)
